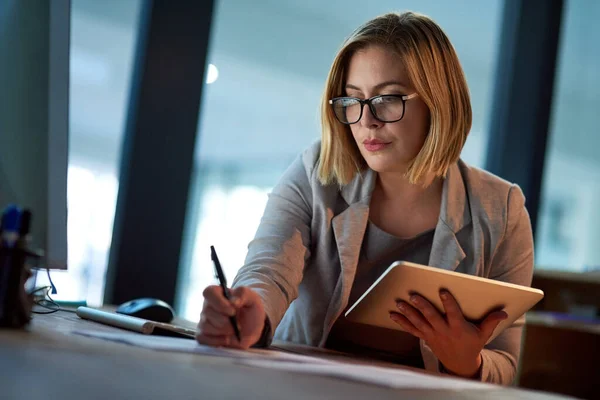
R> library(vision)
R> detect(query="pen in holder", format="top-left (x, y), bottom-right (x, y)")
top-left (0, 207), bottom-right (43, 329)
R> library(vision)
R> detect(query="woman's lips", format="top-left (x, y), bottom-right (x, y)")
top-left (363, 139), bottom-right (391, 152)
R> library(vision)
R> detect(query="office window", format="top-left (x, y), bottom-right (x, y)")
top-left (536, 0), bottom-right (600, 272)
top-left (177, 0), bottom-right (504, 319)
top-left (37, 0), bottom-right (142, 304)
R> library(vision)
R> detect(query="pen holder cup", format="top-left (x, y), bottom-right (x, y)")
top-left (0, 245), bottom-right (36, 328)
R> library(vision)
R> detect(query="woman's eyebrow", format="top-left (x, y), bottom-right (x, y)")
top-left (345, 81), bottom-right (408, 92)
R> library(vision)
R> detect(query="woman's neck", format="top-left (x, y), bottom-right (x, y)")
top-left (369, 170), bottom-right (444, 238)
top-left (375, 170), bottom-right (443, 207)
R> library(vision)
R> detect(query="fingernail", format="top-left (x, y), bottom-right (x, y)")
top-left (410, 295), bottom-right (419, 304)
top-left (440, 291), bottom-right (448, 300)
top-left (397, 303), bottom-right (406, 312)
top-left (389, 313), bottom-right (398, 321)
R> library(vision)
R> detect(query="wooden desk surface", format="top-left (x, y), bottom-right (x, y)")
top-left (0, 311), bottom-right (573, 400)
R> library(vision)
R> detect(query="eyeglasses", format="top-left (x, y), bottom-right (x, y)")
top-left (329, 93), bottom-right (418, 125)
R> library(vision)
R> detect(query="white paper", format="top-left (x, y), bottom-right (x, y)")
top-left (72, 329), bottom-right (332, 364)
top-left (74, 330), bottom-right (494, 391)
top-left (239, 359), bottom-right (495, 391)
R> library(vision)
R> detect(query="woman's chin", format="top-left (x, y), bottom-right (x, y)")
top-left (364, 156), bottom-right (409, 174)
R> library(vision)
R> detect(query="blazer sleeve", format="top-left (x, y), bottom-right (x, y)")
top-left (479, 184), bottom-right (535, 384)
top-left (232, 150), bottom-right (316, 344)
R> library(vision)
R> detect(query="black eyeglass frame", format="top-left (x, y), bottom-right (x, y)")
top-left (328, 93), bottom-right (419, 124)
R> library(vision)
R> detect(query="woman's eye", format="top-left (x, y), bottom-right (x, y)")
top-left (377, 96), bottom-right (402, 104)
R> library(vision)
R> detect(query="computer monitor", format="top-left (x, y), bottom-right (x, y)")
top-left (0, 0), bottom-right (70, 269)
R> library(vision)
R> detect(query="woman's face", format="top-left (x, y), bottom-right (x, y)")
top-left (344, 45), bottom-right (430, 174)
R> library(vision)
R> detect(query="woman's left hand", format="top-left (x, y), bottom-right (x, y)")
top-left (389, 290), bottom-right (507, 378)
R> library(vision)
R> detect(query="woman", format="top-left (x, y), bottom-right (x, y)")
top-left (196, 12), bottom-right (533, 385)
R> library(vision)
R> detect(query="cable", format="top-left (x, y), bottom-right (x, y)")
top-left (46, 267), bottom-right (57, 294)
top-left (29, 285), bottom-right (79, 314)
top-left (30, 286), bottom-right (59, 314)
top-left (30, 268), bottom-right (84, 314)
top-left (46, 289), bottom-right (78, 313)
top-left (29, 286), bottom-right (51, 297)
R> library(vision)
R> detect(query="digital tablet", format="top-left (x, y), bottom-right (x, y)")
top-left (344, 261), bottom-right (544, 343)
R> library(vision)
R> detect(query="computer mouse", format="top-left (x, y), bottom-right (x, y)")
top-left (116, 298), bottom-right (175, 323)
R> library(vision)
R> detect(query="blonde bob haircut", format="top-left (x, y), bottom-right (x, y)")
top-left (318, 12), bottom-right (472, 186)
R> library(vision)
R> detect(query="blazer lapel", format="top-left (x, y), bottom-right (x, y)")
top-left (320, 169), bottom-right (376, 345)
top-left (428, 162), bottom-right (471, 271)
top-left (330, 203), bottom-right (369, 309)
top-left (428, 221), bottom-right (466, 271)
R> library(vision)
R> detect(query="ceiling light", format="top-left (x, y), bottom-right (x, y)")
top-left (206, 63), bottom-right (218, 84)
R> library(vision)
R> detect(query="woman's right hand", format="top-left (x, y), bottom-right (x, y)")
top-left (196, 285), bottom-right (266, 349)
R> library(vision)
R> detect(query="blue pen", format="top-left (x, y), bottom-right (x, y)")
top-left (1, 205), bottom-right (22, 248)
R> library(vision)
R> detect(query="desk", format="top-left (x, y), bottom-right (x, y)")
top-left (0, 311), bottom-right (573, 400)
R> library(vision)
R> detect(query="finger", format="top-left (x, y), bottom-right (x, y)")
top-left (396, 301), bottom-right (433, 337)
top-left (408, 294), bottom-right (449, 334)
top-left (203, 285), bottom-right (236, 316)
top-left (389, 312), bottom-right (425, 340)
top-left (203, 306), bottom-right (235, 333)
top-left (230, 286), bottom-right (255, 308)
top-left (196, 328), bottom-right (249, 350)
top-left (440, 290), bottom-right (466, 328)
top-left (198, 309), bottom-right (236, 336)
top-left (479, 310), bottom-right (508, 340)
top-left (195, 332), bottom-right (231, 347)
top-left (198, 315), bottom-right (229, 336)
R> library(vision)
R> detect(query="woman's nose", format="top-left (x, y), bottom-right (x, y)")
top-left (360, 104), bottom-right (383, 129)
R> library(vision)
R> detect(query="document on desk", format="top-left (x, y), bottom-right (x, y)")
top-left (74, 330), bottom-right (493, 390)
top-left (71, 329), bottom-right (332, 364)
top-left (238, 359), bottom-right (494, 391)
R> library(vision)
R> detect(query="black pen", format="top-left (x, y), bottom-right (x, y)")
top-left (210, 245), bottom-right (241, 343)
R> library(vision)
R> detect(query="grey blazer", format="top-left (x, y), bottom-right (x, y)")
top-left (233, 141), bottom-right (534, 385)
